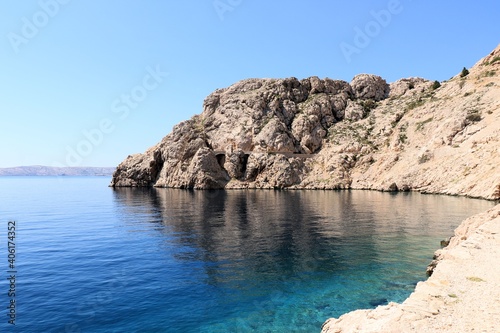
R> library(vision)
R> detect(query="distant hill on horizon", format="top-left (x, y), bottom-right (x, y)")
top-left (0, 166), bottom-right (115, 176)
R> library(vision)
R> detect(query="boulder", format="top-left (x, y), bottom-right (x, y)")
top-left (350, 74), bottom-right (389, 101)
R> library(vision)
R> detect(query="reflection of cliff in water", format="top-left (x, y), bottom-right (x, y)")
top-left (111, 188), bottom-right (493, 286)
top-left (111, 189), bottom-right (347, 281)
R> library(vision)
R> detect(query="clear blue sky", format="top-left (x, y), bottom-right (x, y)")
top-left (0, 0), bottom-right (498, 167)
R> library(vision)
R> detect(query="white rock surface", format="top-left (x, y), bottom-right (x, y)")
top-left (111, 44), bottom-right (500, 200)
top-left (321, 204), bottom-right (500, 333)
top-left (109, 44), bottom-right (500, 332)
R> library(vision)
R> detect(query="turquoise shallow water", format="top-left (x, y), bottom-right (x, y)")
top-left (0, 177), bottom-right (494, 332)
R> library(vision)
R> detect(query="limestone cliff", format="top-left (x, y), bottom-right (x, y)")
top-left (111, 44), bottom-right (500, 200)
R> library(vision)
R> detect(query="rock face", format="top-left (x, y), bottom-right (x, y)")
top-left (111, 44), bottom-right (500, 201)
top-left (110, 45), bottom-right (500, 332)
top-left (350, 73), bottom-right (390, 101)
top-left (111, 75), bottom-right (363, 188)
top-left (321, 204), bottom-right (500, 333)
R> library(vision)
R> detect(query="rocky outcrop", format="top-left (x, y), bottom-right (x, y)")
top-left (350, 73), bottom-right (390, 101)
top-left (319, 45), bottom-right (500, 332)
top-left (111, 44), bottom-right (500, 201)
top-left (111, 75), bottom-right (361, 188)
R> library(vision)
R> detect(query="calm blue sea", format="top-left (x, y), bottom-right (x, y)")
top-left (0, 177), bottom-right (494, 332)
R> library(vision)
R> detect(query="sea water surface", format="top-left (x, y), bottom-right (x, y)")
top-left (0, 177), bottom-right (494, 332)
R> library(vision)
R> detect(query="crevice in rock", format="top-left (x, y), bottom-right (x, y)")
top-left (150, 149), bottom-right (164, 185)
top-left (216, 154), bottom-right (226, 169)
top-left (240, 153), bottom-right (249, 177)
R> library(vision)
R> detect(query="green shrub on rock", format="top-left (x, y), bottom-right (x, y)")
top-left (460, 67), bottom-right (470, 78)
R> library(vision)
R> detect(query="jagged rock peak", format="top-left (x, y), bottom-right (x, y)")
top-left (389, 77), bottom-right (432, 98)
top-left (350, 74), bottom-right (389, 101)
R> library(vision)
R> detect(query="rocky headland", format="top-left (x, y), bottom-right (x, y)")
top-left (111, 44), bottom-right (500, 332)
top-left (111, 45), bottom-right (500, 201)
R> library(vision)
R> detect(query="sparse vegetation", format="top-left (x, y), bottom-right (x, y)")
top-left (460, 67), bottom-right (470, 78)
top-left (418, 153), bottom-right (430, 164)
top-left (483, 70), bottom-right (496, 77)
top-left (466, 276), bottom-right (485, 282)
top-left (466, 109), bottom-right (482, 122)
top-left (485, 56), bottom-right (500, 65)
top-left (390, 112), bottom-right (404, 128)
top-left (359, 99), bottom-right (378, 113)
top-left (327, 121), bottom-right (377, 149)
top-left (193, 116), bottom-right (206, 133)
top-left (398, 123), bottom-right (408, 144)
top-left (432, 80), bottom-right (441, 90)
top-left (416, 117), bottom-right (434, 131)
top-left (466, 113), bottom-right (482, 122)
top-left (405, 98), bottom-right (426, 111)
top-left (368, 113), bottom-right (376, 126)
top-left (399, 133), bottom-right (407, 144)
top-left (448, 293), bottom-right (458, 298)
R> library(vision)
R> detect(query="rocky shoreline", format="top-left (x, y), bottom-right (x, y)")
top-left (110, 44), bottom-right (500, 332)
top-left (321, 203), bottom-right (500, 333)
top-left (110, 45), bottom-right (500, 201)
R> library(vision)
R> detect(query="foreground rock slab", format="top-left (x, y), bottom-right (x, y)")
top-left (321, 204), bottom-right (500, 333)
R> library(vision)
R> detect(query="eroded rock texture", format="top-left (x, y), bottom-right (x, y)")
top-left (111, 45), bottom-right (500, 200)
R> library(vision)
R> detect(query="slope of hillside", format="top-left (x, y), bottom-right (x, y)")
top-left (111, 44), bottom-right (500, 200)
